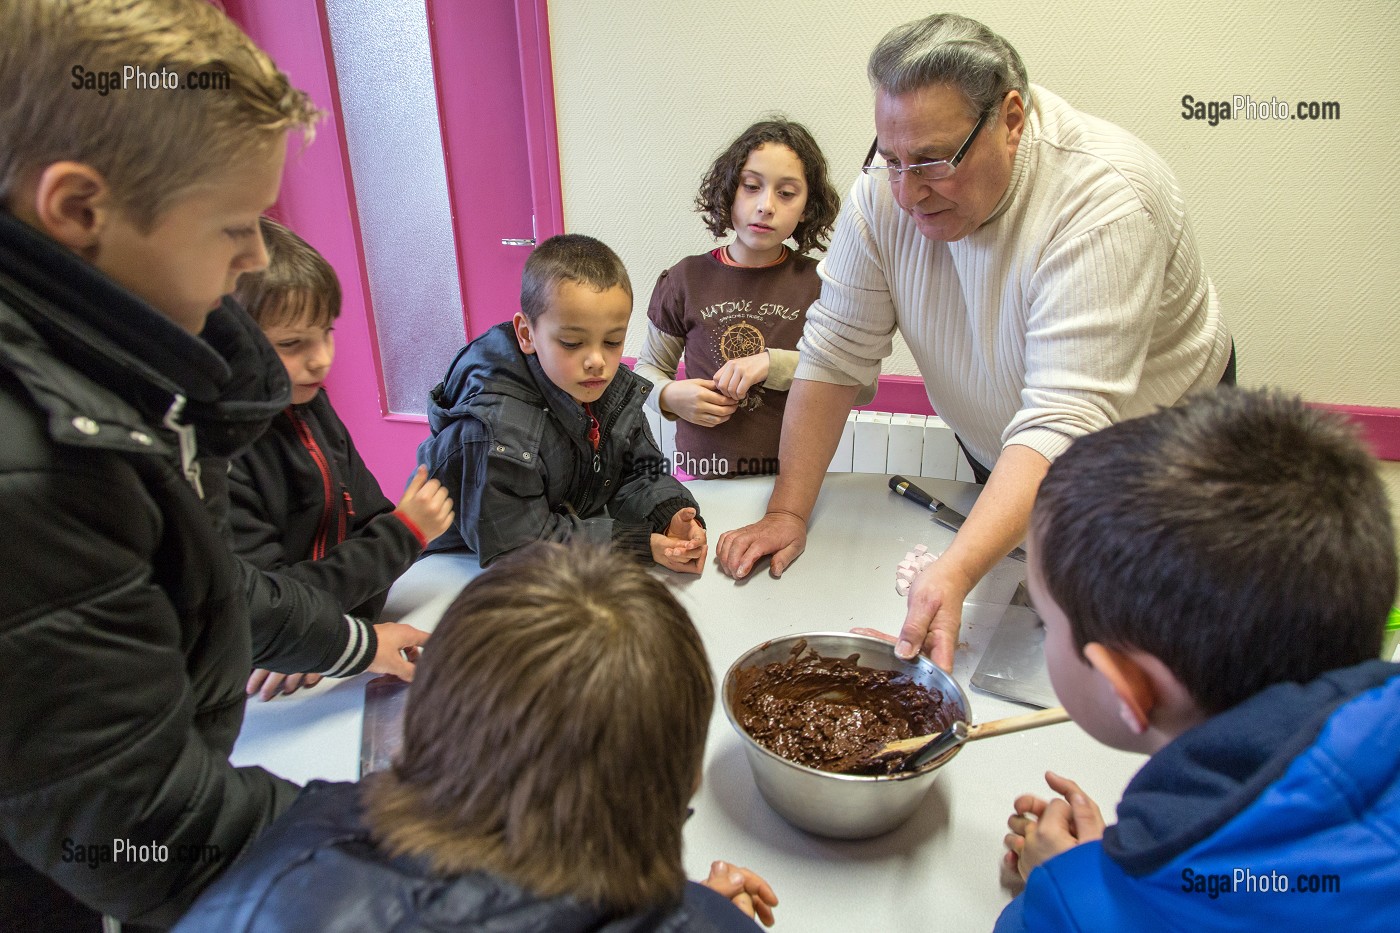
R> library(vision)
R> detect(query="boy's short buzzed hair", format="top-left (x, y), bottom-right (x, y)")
top-left (519, 233), bottom-right (632, 324)
top-left (364, 542), bottom-right (712, 912)
top-left (234, 217), bottom-right (340, 329)
top-left (1032, 387), bottom-right (1397, 714)
top-left (0, 0), bottom-right (320, 230)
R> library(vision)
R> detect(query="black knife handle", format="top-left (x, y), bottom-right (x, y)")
top-left (888, 475), bottom-right (935, 510)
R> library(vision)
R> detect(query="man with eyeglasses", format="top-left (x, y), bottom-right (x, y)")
top-left (717, 13), bottom-right (1233, 671)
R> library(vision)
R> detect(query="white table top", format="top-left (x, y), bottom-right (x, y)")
top-left (232, 473), bottom-right (1144, 931)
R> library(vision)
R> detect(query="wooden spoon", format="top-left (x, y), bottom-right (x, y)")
top-left (860, 707), bottom-right (1071, 773)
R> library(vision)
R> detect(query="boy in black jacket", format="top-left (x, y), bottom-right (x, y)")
top-left (0, 1), bottom-right (423, 926)
top-left (232, 219), bottom-right (454, 700)
top-left (418, 234), bottom-right (706, 571)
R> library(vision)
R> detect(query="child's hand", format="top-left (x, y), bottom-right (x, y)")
top-left (246, 669), bottom-right (323, 701)
top-left (701, 860), bottom-right (778, 927)
top-left (659, 378), bottom-right (739, 428)
top-left (367, 622), bottom-right (431, 681)
top-left (712, 352), bottom-right (770, 401)
top-left (666, 505), bottom-right (704, 542)
top-left (651, 507), bottom-right (707, 574)
top-left (1003, 771), bottom-right (1106, 882)
top-left (396, 465), bottom-right (455, 543)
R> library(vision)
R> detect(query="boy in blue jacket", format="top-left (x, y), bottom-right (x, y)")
top-left (997, 387), bottom-right (1398, 932)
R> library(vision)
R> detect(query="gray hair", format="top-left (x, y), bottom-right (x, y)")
top-left (868, 13), bottom-right (1030, 118)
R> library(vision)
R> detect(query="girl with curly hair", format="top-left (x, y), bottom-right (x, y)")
top-left (636, 118), bottom-right (851, 479)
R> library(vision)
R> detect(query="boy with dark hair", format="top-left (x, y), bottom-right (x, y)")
top-left (418, 233), bottom-right (706, 571)
top-left (997, 388), bottom-right (1398, 931)
top-left (0, 0), bottom-right (421, 926)
top-left (232, 218), bottom-right (454, 700)
top-left (176, 543), bottom-right (778, 931)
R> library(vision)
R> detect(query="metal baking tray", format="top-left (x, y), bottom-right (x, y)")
top-left (970, 583), bottom-right (1058, 709)
top-left (359, 675), bottom-right (410, 777)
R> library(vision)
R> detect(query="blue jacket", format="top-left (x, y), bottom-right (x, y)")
top-left (996, 660), bottom-right (1400, 932)
top-left (417, 322), bottom-right (697, 566)
top-left (175, 781), bottom-right (762, 933)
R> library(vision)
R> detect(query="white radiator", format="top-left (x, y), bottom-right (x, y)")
top-left (644, 410), bottom-right (975, 482)
top-left (835, 411), bottom-right (977, 481)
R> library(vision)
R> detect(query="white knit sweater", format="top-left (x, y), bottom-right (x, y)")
top-left (796, 85), bottom-right (1232, 467)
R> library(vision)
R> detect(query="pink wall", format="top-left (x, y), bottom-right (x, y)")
top-left (1313, 403), bottom-right (1400, 462)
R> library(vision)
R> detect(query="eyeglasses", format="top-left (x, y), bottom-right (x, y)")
top-left (861, 107), bottom-right (991, 182)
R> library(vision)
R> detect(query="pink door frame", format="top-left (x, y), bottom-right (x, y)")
top-left (226, 0), bottom-right (565, 490)
top-left (425, 0), bottom-right (562, 343)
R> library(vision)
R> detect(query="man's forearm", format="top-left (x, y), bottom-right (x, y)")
top-left (943, 442), bottom-right (1050, 583)
top-left (768, 378), bottom-right (862, 520)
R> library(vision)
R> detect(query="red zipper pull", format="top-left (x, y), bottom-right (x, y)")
top-left (584, 402), bottom-right (600, 452)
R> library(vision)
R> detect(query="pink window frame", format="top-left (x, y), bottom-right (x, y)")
top-left (226, 0), bottom-right (564, 426)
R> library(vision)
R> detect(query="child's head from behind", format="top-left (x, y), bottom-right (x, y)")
top-left (696, 118), bottom-right (840, 263)
top-left (235, 218), bottom-right (339, 405)
top-left (514, 234), bottom-right (633, 405)
top-left (1030, 388), bottom-right (1396, 750)
top-left (366, 543), bottom-right (712, 911)
top-left (0, 0), bottom-right (319, 334)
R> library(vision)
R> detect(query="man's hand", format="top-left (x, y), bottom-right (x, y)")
top-left (396, 465), bottom-right (455, 543)
top-left (897, 444), bottom-right (1049, 671)
top-left (712, 352), bottom-right (770, 401)
top-left (701, 860), bottom-right (778, 927)
top-left (659, 378), bottom-right (739, 427)
top-left (895, 557), bottom-right (974, 671)
top-left (246, 669), bottom-right (323, 702)
top-left (651, 506), bottom-right (707, 574)
top-left (367, 622), bottom-right (431, 681)
top-left (1003, 771), bottom-right (1106, 882)
top-left (716, 511), bottom-right (806, 579)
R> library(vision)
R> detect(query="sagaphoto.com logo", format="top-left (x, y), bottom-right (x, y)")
top-left (72, 63), bottom-right (231, 96)
top-left (1181, 94), bottom-right (1340, 127)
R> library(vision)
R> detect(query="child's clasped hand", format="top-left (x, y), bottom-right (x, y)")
top-left (659, 378), bottom-right (739, 427)
top-left (1002, 770), bottom-right (1106, 883)
top-left (651, 506), bottom-right (707, 574)
top-left (711, 351), bottom-right (770, 401)
top-left (701, 860), bottom-right (778, 927)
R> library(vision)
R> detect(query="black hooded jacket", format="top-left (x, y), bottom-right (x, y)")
top-left (228, 389), bottom-right (423, 622)
top-left (0, 210), bottom-right (368, 926)
top-left (418, 322), bottom-right (698, 567)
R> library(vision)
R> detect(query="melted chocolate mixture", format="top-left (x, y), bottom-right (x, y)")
top-left (731, 641), bottom-right (953, 775)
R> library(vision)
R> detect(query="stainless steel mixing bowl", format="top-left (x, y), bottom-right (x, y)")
top-left (722, 632), bottom-right (972, 840)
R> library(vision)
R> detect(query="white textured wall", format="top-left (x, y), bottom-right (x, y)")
top-left (547, 0), bottom-right (1400, 524)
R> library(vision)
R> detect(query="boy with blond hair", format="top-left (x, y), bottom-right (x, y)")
top-left (419, 234), bottom-right (706, 572)
top-left (997, 388), bottom-right (1398, 931)
top-left (178, 544), bottom-right (777, 931)
top-left (0, 1), bottom-right (421, 926)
